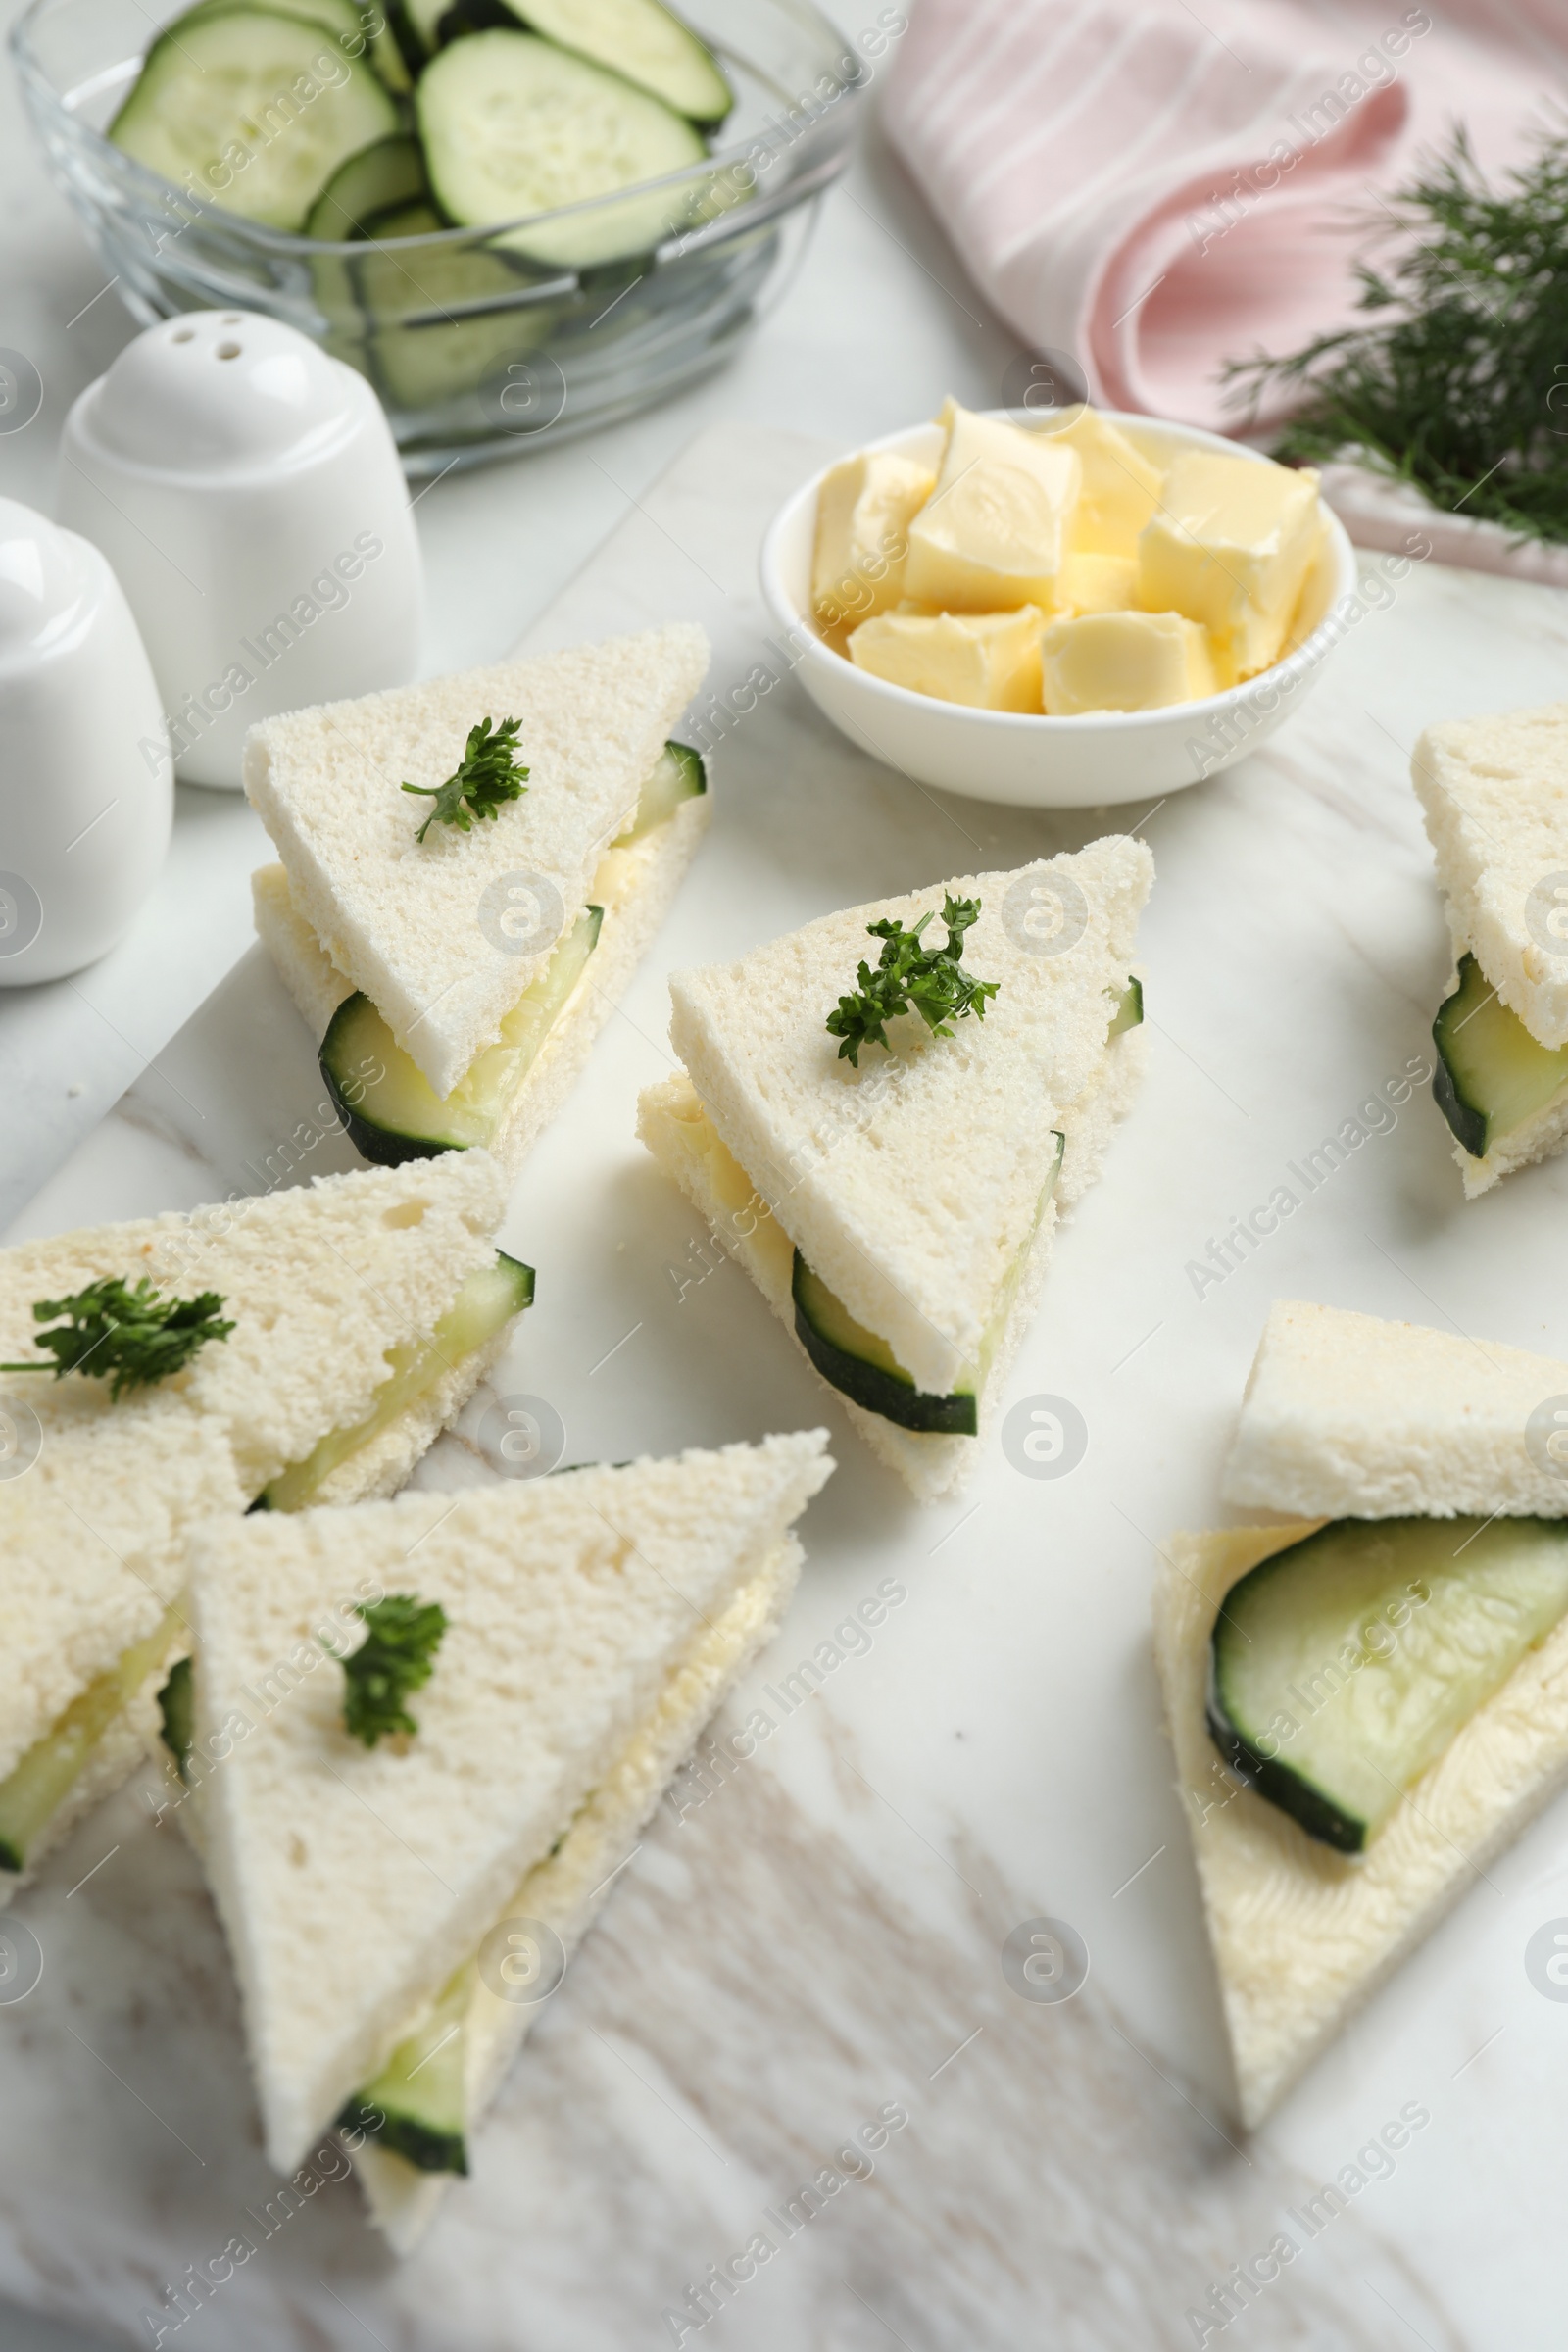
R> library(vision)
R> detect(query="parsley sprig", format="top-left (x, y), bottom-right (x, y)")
top-left (403, 716), bottom-right (529, 843)
top-left (0, 1276), bottom-right (233, 1400)
top-left (341, 1593), bottom-right (448, 1747)
top-left (825, 894), bottom-right (1000, 1068)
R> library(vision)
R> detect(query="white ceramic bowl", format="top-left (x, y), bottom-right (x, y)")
top-left (759, 409), bottom-right (1358, 809)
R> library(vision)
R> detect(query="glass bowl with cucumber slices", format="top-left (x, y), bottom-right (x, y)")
top-left (13, 0), bottom-right (860, 467)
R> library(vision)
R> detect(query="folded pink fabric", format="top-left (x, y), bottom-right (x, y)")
top-left (882, 0), bottom-right (1559, 433)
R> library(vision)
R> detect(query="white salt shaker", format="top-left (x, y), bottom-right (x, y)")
top-left (0, 497), bottom-right (172, 986)
top-left (58, 311), bottom-right (422, 791)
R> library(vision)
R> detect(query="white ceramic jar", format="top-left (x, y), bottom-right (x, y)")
top-left (58, 311), bottom-right (422, 791)
top-left (0, 497), bottom-right (172, 986)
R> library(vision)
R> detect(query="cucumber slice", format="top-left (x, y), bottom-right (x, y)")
top-left (792, 1249), bottom-right (977, 1436)
top-left (352, 201), bottom-right (555, 413)
top-left (499, 0), bottom-right (732, 125)
top-left (1208, 1514), bottom-right (1568, 1854)
top-left (264, 1251), bottom-right (533, 1510)
top-left (1433, 950), bottom-right (1568, 1160)
top-left (110, 8), bottom-right (399, 232)
top-left (0, 1608), bottom-right (181, 1872)
top-left (171, 0), bottom-right (373, 51)
top-left (323, 904), bottom-right (603, 1162)
top-left (791, 1131), bottom-right (1065, 1438)
top-left (400, 0), bottom-right (452, 55)
top-left (416, 29), bottom-right (709, 270)
top-left (1108, 974), bottom-right (1142, 1039)
top-left (157, 1655), bottom-right (195, 1784)
top-left (343, 1961), bottom-right (473, 2173)
top-left (611, 740), bottom-right (705, 847)
top-left (306, 134), bottom-right (426, 235)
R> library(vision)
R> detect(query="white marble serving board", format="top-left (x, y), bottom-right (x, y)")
top-left (5, 421), bottom-right (1568, 2352)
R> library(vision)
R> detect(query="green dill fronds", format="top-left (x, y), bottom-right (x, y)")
top-left (0, 1276), bottom-right (234, 1400)
top-left (1225, 125), bottom-right (1568, 543)
top-left (341, 1594), bottom-right (448, 1747)
top-left (403, 716), bottom-right (530, 843)
top-left (825, 893), bottom-right (1001, 1068)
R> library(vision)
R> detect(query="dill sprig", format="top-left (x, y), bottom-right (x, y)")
top-left (0, 1276), bottom-right (233, 1400)
top-left (341, 1593), bottom-right (448, 1747)
top-left (1226, 125), bottom-right (1568, 543)
top-left (403, 715), bottom-right (529, 843)
top-left (826, 894), bottom-right (1000, 1068)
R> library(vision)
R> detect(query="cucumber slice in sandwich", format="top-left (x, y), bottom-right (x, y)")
top-left (416, 29), bottom-right (710, 270)
top-left (109, 7), bottom-right (400, 232)
top-left (323, 908), bottom-right (603, 1162)
top-left (1412, 702), bottom-right (1568, 1194)
top-left (1433, 950), bottom-right (1568, 1160)
top-left (0, 1608), bottom-right (183, 1874)
top-left (1156, 1297), bottom-right (1568, 2129)
top-left (791, 1131), bottom-right (1065, 1438)
top-left (0, 1155), bottom-right (518, 1888)
top-left (637, 846), bottom-right (1153, 1502)
top-left (1208, 1514), bottom-right (1568, 1854)
top-left (247, 639), bottom-right (711, 1172)
top-left (318, 747), bottom-right (707, 1162)
top-left (178, 1434), bottom-right (833, 2242)
top-left (264, 1250), bottom-right (534, 1507)
top-left (485, 0), bottom-right (732, 124)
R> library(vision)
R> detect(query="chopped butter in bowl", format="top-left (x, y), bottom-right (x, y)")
top-left (759, 401), bottom-right (1357, 808)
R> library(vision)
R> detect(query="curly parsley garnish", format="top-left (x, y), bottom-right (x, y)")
top-left (341, 1594), bottom-right (448, 1747)
top-left (402, 716), bottom-right (529, 843)
top-left (0, 1276), bottom-right (234, 1400)
top-left (825, 894), bottom-right (1000, 1068)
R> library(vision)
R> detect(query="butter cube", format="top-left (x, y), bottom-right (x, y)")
top-left (848, 605), bottom-right (1045, 711)
top-left (1054, 552), bottom-right (1138, 617)
top-left (1138, 451), bottom-right (1320, 685)
top-left (1053, 408), bottom-right (1164, 558)
top-left (1040, 610), bottom-right (1215, 714)
top-left (812, 450), bottom-right (937, 630)
top-left (905, 402), bottom-right (1080, 612)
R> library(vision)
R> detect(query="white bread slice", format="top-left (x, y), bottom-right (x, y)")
top-left (0, 1409), bottom-right (242, 1896)
top-left (253, 786), bottom-right (711, 1178)
top-left (355, 1529), bottom-right (802, 2251)
top-left (0, 1156), bottom-right (518, 1892)
top-left (182, 1433), bottom-right (833, 2180)
top-left (640, 1010), bottom-right (1147, 1503)
top-left (638, 841), bottom-right (1152, 1499)
top-left (1412, 700), bottom-right (1568, 1050)
top-left (1154, 1522), bottom-right (1568, 2128)
top-left (1222, 1299), bottom-right (1568, 1520)
top-left (243, 626), bottom-right (710, 1099)
top-left (0, 1152), bottom-right (513, 1504)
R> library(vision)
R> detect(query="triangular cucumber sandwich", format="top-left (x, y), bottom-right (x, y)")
top-left (0, 1152), bottom-right (529, 1897)
top-left (176, 1432), bottom-right (833, 2251)
top-left (1155, 1298), bottom-right (1568, 2130)
top-left (638, 838), bottom-right (1152, 1501)
top-left (246, 624), bottom-right (711, 1175)
top-left (1415, 699), bottom-right (1568, 1194)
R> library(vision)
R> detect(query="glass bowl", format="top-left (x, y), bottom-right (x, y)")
top-left (12, 0), bottom-right (862, 470)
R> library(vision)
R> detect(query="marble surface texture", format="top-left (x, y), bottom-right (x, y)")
top-left (4, 416), bottom-right (1568, 2352)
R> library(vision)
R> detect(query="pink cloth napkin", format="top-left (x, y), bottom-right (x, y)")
top-left (882, 0), bottom-right (1562, 434)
